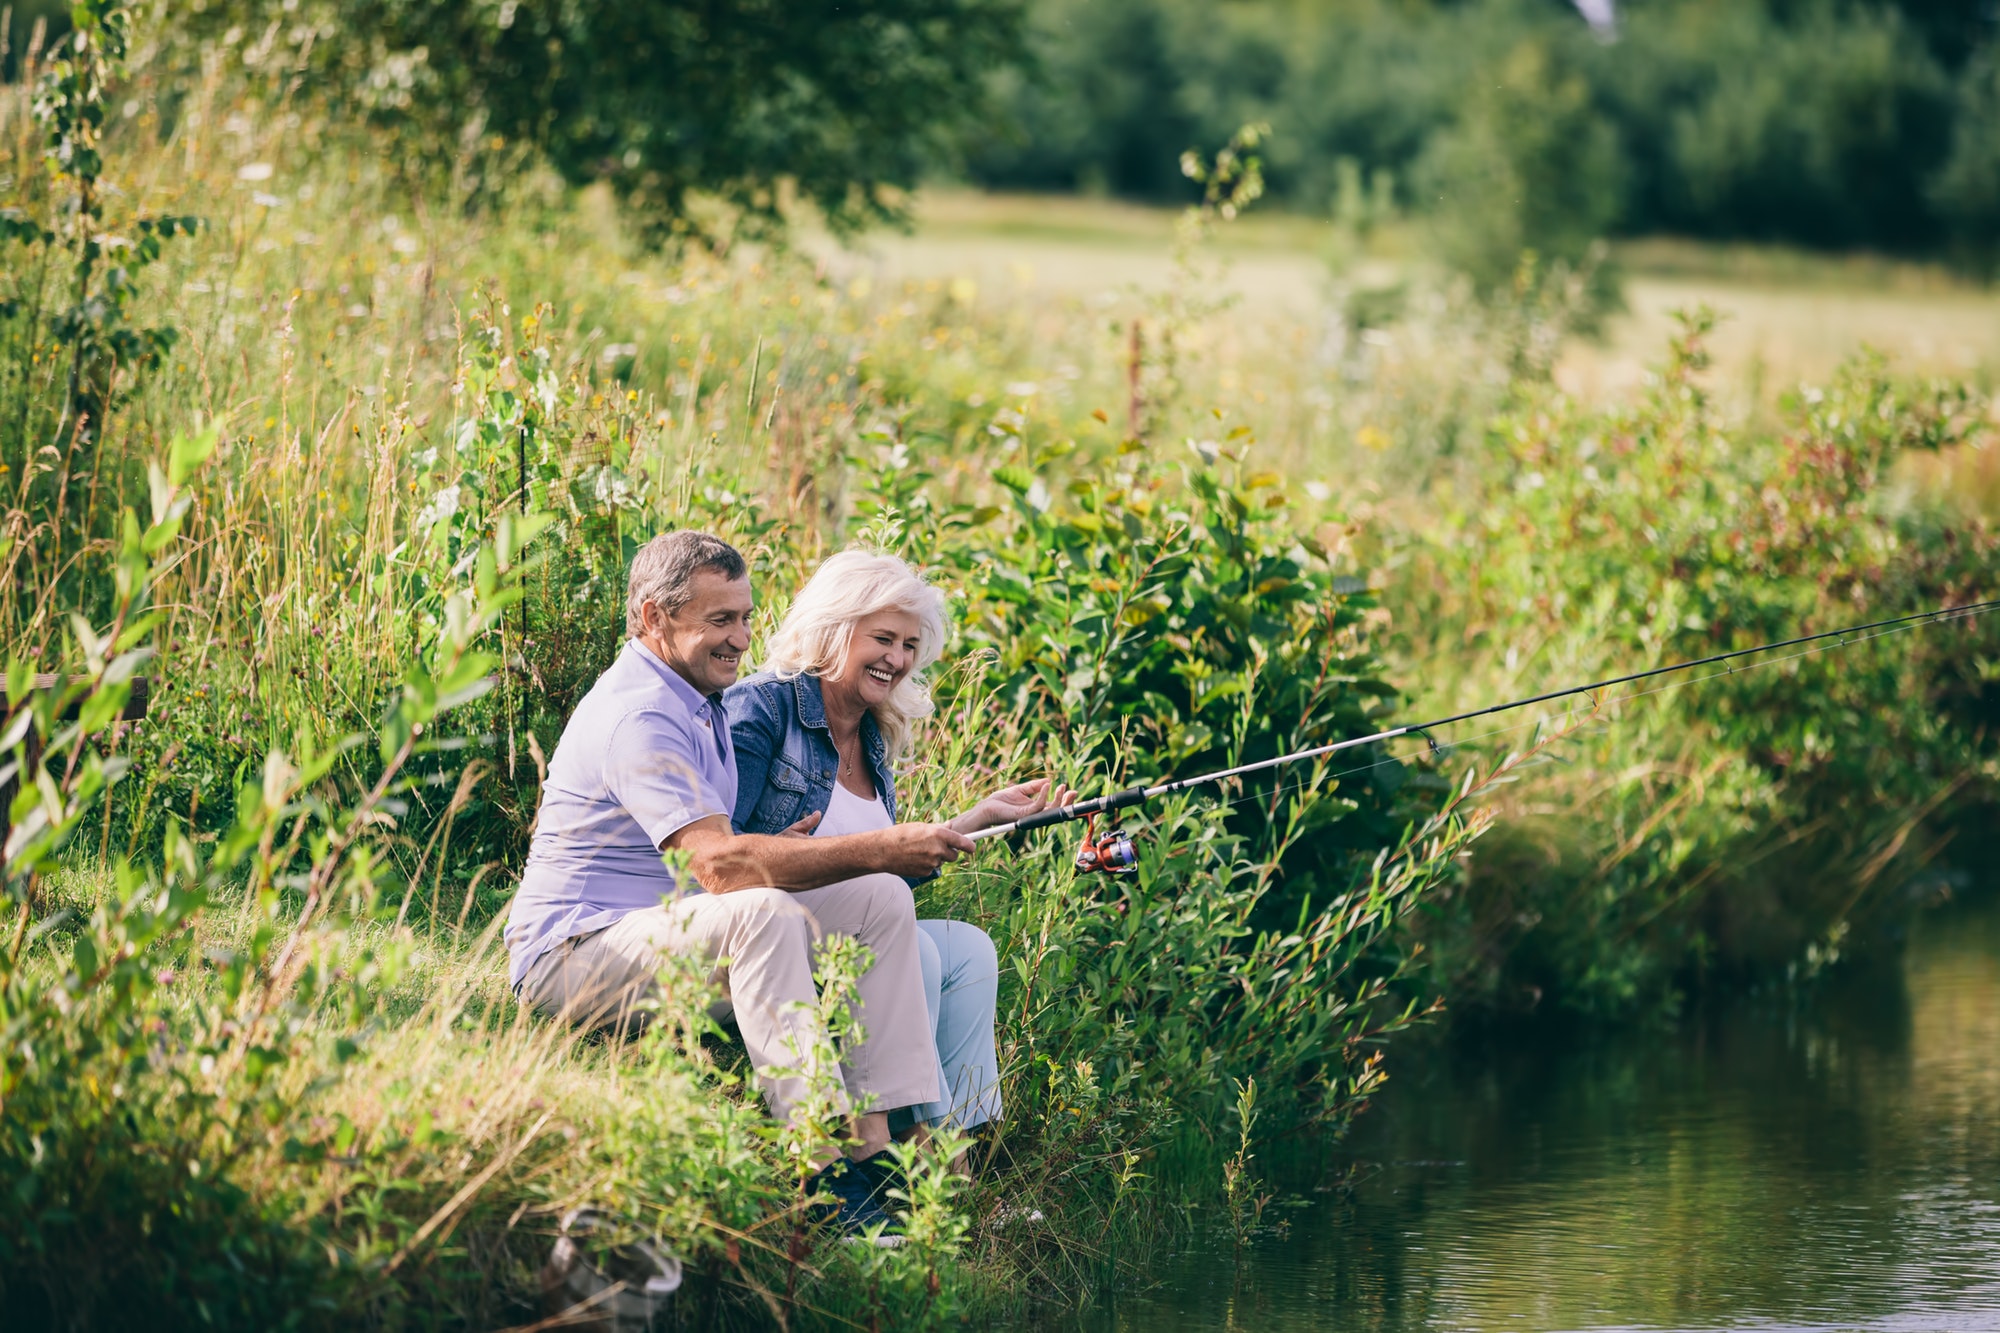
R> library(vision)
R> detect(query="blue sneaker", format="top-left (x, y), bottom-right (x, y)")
top-left (807, 1157), bottom-right (906, 1247)
top-left (850, 1150), bottom-right (909, 1201)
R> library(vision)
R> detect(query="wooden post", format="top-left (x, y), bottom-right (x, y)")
top-left (0, 674), bottom-right (151, 858)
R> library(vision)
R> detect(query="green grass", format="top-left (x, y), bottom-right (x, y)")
top-left (862, 191), bottom-right (2000, 458)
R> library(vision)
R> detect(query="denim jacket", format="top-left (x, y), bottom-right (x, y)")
top-left (725, 671), bottom-right (900, 835)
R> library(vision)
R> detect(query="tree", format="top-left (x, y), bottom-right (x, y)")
top-left (1415, 38), bottom-right (1625, 297)
top-left (184, 0), bottom-right (1027, 241)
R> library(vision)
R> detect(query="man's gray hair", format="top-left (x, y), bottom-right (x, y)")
top-left (626, 530), bottom-right (748, 636)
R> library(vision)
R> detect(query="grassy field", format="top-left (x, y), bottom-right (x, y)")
top-left (838, 191), bottom-right (2000, 418)
top-left (822, 191), bottom-right (2000, 522)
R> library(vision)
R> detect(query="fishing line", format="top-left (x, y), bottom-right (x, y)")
top-left (1189, 598), bottom-right (1998, 824)
top-left (970, 597), bottom-right (1998, 863)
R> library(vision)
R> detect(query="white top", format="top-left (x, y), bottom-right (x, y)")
top-left (810, 782), bottom-right (907, 899)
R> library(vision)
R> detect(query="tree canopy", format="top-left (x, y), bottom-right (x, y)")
top-left (186, 0), bottom-right (1027, 239)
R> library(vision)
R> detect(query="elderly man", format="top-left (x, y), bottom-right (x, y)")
top-left (505, 530), bottom-right (975, 1241)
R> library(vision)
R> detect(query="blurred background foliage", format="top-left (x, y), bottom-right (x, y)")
top-left (970, 0), bottom-right (2000, 270)
top-left (18, 0), bottom-right (1031, 239)
top-left (11, 0), bottom-right (2000, 270)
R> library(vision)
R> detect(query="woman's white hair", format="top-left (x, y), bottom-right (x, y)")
top-left (761, 549), bottom-right (948, 760)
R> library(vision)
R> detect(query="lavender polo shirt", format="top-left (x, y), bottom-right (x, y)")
top-left (504, 639), bottom-right (738, 989)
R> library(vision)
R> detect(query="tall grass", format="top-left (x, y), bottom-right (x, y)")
top-left (0, 48), bottom-right (1501, 1329)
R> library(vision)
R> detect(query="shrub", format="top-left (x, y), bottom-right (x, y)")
top-left (1406, 313), bottom-right (2000, 1016)
top-left (1415, 38), bottom-right (1626, 306)
top-left (920, 441), bottom-right (1431, 916)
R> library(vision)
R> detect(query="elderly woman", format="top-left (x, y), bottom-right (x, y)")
top-left (726, 549), bottom-right (1068, 1144)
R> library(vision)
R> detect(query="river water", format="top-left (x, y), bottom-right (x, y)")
top-left (1082, 902), bottom-right (2000, 1333)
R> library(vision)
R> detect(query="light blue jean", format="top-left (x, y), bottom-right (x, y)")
top-left (890, 918), bottom-right (1003, 1132)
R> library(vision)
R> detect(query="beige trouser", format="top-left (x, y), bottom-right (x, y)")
top-left (518, 879), bottom-right (940, 1126)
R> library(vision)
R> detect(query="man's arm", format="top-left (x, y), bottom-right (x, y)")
top-left (667, 815), bottom-right (976, 893)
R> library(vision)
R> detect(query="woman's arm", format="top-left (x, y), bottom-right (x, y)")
top-left (723, 679), bottom-right (783, 832)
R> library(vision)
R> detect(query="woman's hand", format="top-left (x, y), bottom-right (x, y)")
top-left (950, 778), bottom-right (1078, 836)
top-left (778, 811), bottom-right (822, 838)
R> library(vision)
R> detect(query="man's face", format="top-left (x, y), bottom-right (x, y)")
top-left (642, 569), bottom-right (754, 695)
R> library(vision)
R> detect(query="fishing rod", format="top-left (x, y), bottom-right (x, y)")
top-left (969, 597), bottom-right (2000, 874)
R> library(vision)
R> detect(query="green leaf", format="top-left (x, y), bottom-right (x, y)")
top-left (167, 427), bottom-right (217, 488)
top-left (72, 933), bottom-right (99, 983)
top-left (498, 511), bottom-right (556, 568)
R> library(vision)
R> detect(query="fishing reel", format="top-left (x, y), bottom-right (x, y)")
top-left (1074, 814), bottom-right (1139, 875)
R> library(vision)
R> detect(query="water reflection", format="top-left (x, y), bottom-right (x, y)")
top-left (1082, 904), bottom-right (2000, 1332)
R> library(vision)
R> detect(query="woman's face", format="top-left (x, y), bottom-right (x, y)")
top-left (831, 609), bottom-right (923, 710)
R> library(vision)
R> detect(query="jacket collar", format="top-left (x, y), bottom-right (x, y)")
top-left (793, 671), bottom-right (886, 759)
top-left (791, 671), bottom-right (828, 730)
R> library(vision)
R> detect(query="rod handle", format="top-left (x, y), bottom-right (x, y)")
top-left (1011, 805), bottom-right (1074, 833)
top-left (1012, 785), bottom-right (1149, 832)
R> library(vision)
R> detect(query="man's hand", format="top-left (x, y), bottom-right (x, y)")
top-left (870, 822), bottom-right (978, 877)
top-left (950, 777), bottom-right (1079, 835)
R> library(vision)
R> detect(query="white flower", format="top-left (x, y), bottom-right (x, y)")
top-left (237, 162), bottom-right (274, 182)
top-left (416, 483), bottom-right (461, 529)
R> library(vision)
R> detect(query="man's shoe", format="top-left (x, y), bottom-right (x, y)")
top-left (807, 1157), bottom-right (906, 1248)
top-left (849, 1150), bottom-right (909, 1201)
